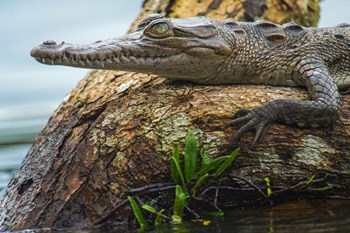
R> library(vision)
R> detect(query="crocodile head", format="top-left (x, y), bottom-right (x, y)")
top-left (30, 14), bottom-right (232, 82)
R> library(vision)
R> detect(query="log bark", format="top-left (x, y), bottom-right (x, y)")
top-left (2, 0), bottom-right (350, 231)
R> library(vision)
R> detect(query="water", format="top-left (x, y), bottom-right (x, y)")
top-left (1, 0), bottom-right (350, 231)
top-left (13, 200), bottom-right (350, 232)
top-left (146, 200), bottom-right (350, 233)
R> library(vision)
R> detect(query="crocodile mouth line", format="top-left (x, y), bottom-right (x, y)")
top-left (32, 48), bottom-right (182, 68)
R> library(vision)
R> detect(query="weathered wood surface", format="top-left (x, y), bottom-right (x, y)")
top-left (2, 0), bottom-right (350, 231)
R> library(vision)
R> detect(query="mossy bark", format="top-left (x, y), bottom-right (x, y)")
top-left (2, 0), bottom-right (350, 231)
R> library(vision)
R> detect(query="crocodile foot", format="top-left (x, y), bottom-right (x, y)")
top-left (229, 108), bottom-right (273, 146)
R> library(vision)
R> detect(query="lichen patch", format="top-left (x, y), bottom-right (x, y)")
top-left (294, 135), bottom-right (336, 167)
top-left (145, 113), bottom-right (190, 155)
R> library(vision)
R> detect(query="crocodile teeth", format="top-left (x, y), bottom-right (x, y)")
top-left (42, 58), bottom-right (46, 63)
top-left (101, 61), bottom-right (105, 68)
top-left (94, 60), bottom-right (100, 66)
top-left (106, 59), bottom-right (113, 65)
top-left (86, 60), bottom-right (93, 66)
top-left (51, 60), bottom-right (54, 65)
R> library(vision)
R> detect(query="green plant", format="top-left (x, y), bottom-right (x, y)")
top-left (184, 130), bottom-right (197, 182)
top-left (169, 130), bottom-right (239, 220)
top-left (129, 129), bottom-right (240, 227)
top-left (305, 174), bottom-right (315, 186)
top-left (300, 174), bottom-right (316, 189)
top-left (172, 185), bottom-right (187, 222)
top-left (301, 174), bottom-right (333, 191)
top-left (127, 196), bottom-right (148, 229)
top-left (170, 145), bottom-right (186, 188)
top-left (142, 205), bottom-right (167, 225)
top-left (171, 130), bottom-right (239, 192)
top-left (264, 177), bottom-right (272, 197)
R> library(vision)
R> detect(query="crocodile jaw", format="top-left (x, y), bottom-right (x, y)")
top-left (30, 34), bottom-right (184, 73)
top-left (30, 18), bottom-right (232, 81)
top-left (30, 36), bottom-right (230, 81)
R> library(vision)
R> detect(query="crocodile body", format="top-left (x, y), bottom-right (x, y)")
top-left (30, 14), bottom-right (350, 145)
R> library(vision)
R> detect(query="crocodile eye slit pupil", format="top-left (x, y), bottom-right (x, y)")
top-left (151, 23), bottom-right (169, 35)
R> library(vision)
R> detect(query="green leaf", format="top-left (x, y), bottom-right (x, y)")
top-left (128, 196), bottom-right (148, 229)
top-left (197, 156), bottom-right (228, 176)
top-left (142, 205), bottom-right (156, 214)
top-left (300, 175), bottom-right (316, 189)
top-left (264, 177), bottom-right (272, 197)
top-left (142, 205), bottom-right (167, 224)
top-left (311, 186), bottom-right (333, 191)
top-left (170, 145), bottom-right (180, 184)
top-left (267, 188), bottom-right (272, 197)
top-left (184, 130), bottom-right (198, 182)
top-left (171, 215), bottom-right (182, 223)
top-left (214, 148), bottom-right (240, 177)
top-left (200, 148), bottom-right (211, 170)
top-left (206, 211), bottom-right (224, 217)
top-left (191, 173), bottom-right (209, 196)
top-left (305, 174), bottom-right (315, 186)
top-left (155, 209), bottom-right (166, 225)
top-left (173, 185), bottom-right (187, 218)
top-left (171, 156), bottom-right (186, 188)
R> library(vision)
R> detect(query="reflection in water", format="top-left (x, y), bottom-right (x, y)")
top-left (10, 200), bottom-right (350, 233)
top-left (145, 200), bottom-right (350, 233)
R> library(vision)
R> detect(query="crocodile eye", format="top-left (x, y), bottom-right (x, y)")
top-left (151, 22), bottom-right (169, 35)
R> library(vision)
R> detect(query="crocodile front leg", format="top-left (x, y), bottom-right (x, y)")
top-left (230, 62), bottom-right (341, 146)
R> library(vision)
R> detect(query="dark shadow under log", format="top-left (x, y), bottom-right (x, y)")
top-left (2, 0), bottom-right (350, 231)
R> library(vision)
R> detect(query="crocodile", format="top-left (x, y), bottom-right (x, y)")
top-left (30, 14), bottom-right (350, 145)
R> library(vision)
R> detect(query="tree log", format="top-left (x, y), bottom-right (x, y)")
top-left (2, 0), bottom-right (350, 231)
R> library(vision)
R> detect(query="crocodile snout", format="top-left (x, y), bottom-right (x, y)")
top-left (30, 40), bottom-right (57, 58)
top-left (30, 41), bottom-right (67, 58)
top-left (30, 46), bottom-right (39, 58)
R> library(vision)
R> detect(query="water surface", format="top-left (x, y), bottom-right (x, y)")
top-left (147, 200), bottom-right (350, 233)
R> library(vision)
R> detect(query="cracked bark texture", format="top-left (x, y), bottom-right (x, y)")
top-left (1, 0), bottom-right (350, 231)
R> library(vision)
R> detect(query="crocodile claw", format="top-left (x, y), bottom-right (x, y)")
top-left (229, 108), bottom-right (272, 146)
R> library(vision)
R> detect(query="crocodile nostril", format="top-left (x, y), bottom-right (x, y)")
top-left (43, 40), bottom-right (57, 46)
